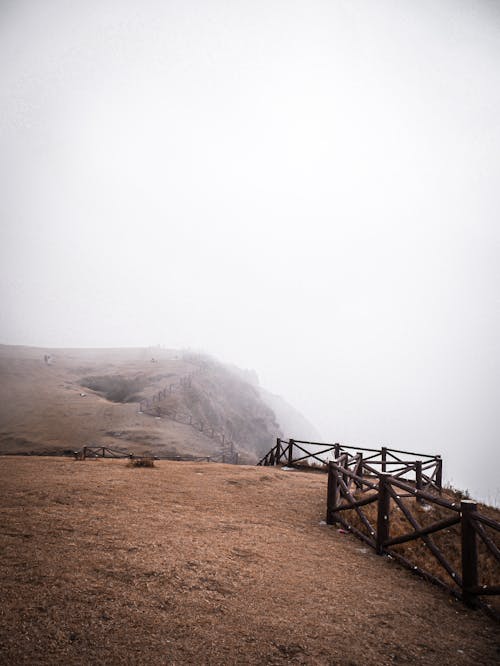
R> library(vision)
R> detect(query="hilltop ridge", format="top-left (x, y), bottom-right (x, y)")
top-left (0, 345), bottom-right (315, 461)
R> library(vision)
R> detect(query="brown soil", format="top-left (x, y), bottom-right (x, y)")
top-left (0, 457), bottom-right (498, 665)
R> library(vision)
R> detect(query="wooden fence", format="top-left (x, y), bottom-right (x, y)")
top-left (326, 453), bottom-right (500, 617)
top-left (258, 438), bottom-right (499, 617)
top-left (74, 445), bottom-right (232, 463)
top-left (258, 438), bottom-right (443, 492)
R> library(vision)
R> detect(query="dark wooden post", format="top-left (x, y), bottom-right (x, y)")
top-left (269, 448), bottom-right (275, 465)
top-left (334, 443), bottom-right (340, 460)
top-left (276, 438), bottom-right (281, 464)
top-left (82, 446), bottom-right (87, 460)
top-left (376, 473), bottom-right (391, 555)
top-left (341, 452), bottom-right (349, 487)
top-left (415, 461), bottom-right (423, 504)
top-left (326, 462), bottom-right (339, 524)
top-left (461, 500), bottom-right (479, 608)
top-left (436, 456), bottom-right (443, 492)
top-left (288, 439), bottom-right (294, 466)
top-left (356, 452), bottom-right (363, 489)
top-left (102, 447), bottom-right (105, 458)
top-left (381, 446), bottom-right (387, 473)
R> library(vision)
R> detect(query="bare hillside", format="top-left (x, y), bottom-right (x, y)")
top-left (0, 346), bottom-right (298, 461)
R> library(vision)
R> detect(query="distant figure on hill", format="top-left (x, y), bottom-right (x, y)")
top-left (43, 354), bottom-right (51, 365)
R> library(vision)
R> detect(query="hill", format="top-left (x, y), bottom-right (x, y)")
top-left (0, 456), bottom-right (498, 664)
top-left (0, 345), bottom-right (312, 461)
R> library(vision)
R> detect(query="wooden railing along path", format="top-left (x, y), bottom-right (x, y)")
top-left (258, 438), bottom-right (499, 618)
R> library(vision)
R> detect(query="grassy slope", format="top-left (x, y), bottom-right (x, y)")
top-left (0, 457), bottom-right (498, 665)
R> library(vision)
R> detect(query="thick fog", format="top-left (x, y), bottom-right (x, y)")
top-left (1, 1), bottom-right (499, 502)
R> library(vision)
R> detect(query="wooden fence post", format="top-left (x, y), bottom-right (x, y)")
top-left (334, 443), bottom-right (340, 460)
top-left (461, 500), bottom-right (479, 608)
top-left (341, 453), bottom-right (349, 487)
top-left (326, 462), bottom-right (339, 525)
top-left (381, 447), bottom-right (387, 473)
top-left (436, 456), bottom-right (443, 492)
top-left (82, 446), bottom-right (87, 460)
top-left (288, 439), bottom-right (294, 466)
top-left (356, 452), bottom-right (363, 489)
top-left (376, 473), bottom-right (391, 555)
top-left (276, 438), bottom-right (281, 464)
top-left (415, 461), bottom-right (423, 504)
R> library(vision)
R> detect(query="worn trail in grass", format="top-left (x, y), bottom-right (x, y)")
top-left (0, 457), bottom-right (498, 665)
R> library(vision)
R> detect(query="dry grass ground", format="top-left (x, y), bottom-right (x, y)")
top-left (0, 457), bottom-right (499, 665)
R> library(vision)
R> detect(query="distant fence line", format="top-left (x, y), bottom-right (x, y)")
top-left (74, 445), bottom-right (230, 464)
top-left (258, 438), bottom-right (500, 618)
top-left (138, 356), bottom-right (240, 464)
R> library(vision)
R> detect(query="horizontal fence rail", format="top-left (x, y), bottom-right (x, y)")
top-left (258, 438), bottom-right (442, 492)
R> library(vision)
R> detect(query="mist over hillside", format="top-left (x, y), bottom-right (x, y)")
top-left (215, 360), bottom-right (322, 443)
top-left (0, 345), bottom-right (317, 461)
top-left (259, 388), bottom-right (322, 442)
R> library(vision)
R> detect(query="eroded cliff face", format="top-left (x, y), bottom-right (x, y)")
top-left (174, 355), bottom-right (282, 459)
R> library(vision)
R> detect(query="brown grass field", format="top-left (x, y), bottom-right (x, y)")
top-left (0, 457), bottom-right (499, 665)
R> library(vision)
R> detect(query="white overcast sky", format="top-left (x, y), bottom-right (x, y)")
top-left (1, 1), bottom-right (499, 501)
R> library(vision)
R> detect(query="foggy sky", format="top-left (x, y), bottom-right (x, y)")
top-left (1, 1), bottom-right (499, 502)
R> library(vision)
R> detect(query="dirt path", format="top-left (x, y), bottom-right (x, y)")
top-left (0, 457), bottom-right (498, 665)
